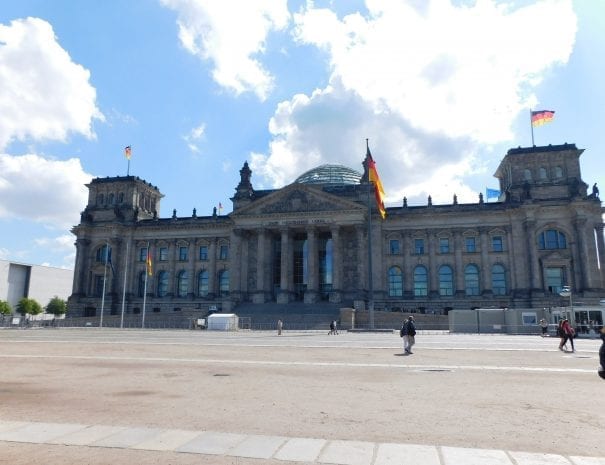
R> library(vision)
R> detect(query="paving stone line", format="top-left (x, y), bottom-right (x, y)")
top-left (0, 420), bottom-right (604, 465)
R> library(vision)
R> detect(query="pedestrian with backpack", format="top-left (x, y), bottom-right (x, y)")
top-left (400, 315), bottom-right (416, 354)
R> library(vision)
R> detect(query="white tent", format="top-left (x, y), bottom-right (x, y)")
top-left (207, 313), bottom-right (239, 331)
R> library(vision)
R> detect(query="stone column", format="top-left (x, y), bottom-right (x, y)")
top-left (305, 227), bottom-right (319, 303)
top-left (230, 229), bottom-right (243, 302)
top-left (330, 226), bottom-right (342, 303)
top-left (356, 226), bottom-right (367, 294)
top-left (573, 219), bottom-right (587, 290)
top-left (523, 220), bottom-right (540, 290)
top-left (479, 228), bottom-right (490, 293)
top-left (168, 240), bottom-right (177, 297)
top-left (453, 231), bottom-right (464, 295)
top-left (72, 238), bottom-right (89, 295)
top-left (277, 228), bottom-right (291, 303)
top-left (428, 231), bottom-right (437, 295)
top-left (208, 238), bottom-right (217, 298)
top-left (187, 240), bottom-right (196, 297)
top-left (253, 228), bottom-right (267, 303)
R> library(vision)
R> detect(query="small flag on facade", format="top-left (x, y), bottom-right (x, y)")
top-left (365, 141), bottom-right (386, 219)
top-left (146, 249), bottom-right (153, 276)
top-left (531, 110), bottom-right (555, 127)
top-left (486, 188), bottom-right (501, 200)
top-left (124, 146), bottom-right (132, 159)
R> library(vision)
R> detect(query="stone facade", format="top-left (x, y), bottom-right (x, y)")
top-left (67, 144), bottom-right (605, 319)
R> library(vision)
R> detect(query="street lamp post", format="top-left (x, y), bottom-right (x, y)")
top-left (559, 285), bottom-right (574, 328)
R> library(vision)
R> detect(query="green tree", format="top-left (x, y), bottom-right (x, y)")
top-left (16, 298), bottom-right (42, 316)
top-left (0, 300), bottom-right (12, 316)
top-left (46, 296), bottom-right (67, 316)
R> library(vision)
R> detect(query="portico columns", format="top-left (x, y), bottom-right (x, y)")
top-left (330, 227), bottom-right (342, 303)
top-left (304, 228), bottom-right (319, 303)
top-left (277, 229), bottom-right (292, 304)
top-left (253, 228), bottom-right (268, 303)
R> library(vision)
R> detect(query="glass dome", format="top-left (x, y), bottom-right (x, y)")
top-left (295, 164), bottom-right (362, 185)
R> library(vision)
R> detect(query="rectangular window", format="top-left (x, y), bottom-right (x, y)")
top-left (179, 246), bottom-right (188, 261)
top-left (199, 246), bottom-right (208, 260)
top-left (545, 267), bottom-right (565, 294)
top-left (465, 237), bottom-right (476, 252)
top-left (492, 236), bottom-right (503, 252)
top-left (159, 247), bottom-right (168, 261)
top-left (389, 239), bottom-right (400, 255)
top-left (414, 239), bottom-right (425, 255)
top-left (139, 247), bottom-right (148, 262)
top-left (219, 245), bottom-right (229, 260)
top-left (439, 238), bottom-right (450, 253)
top-left (522, 312), bottom-right (537, 326)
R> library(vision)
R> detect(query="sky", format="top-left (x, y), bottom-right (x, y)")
top-left (0, 0), bottom-right (603, 270)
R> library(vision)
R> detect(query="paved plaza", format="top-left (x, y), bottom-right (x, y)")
top-left (0, 328), bottom-right (603, 465)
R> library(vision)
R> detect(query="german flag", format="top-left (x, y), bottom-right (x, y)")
top-left (146, 249), bottom-right (153, 276)
top-left (531, 110), bottom-right (555, 127)
top-left (366, 142), bottom-right (386, 219)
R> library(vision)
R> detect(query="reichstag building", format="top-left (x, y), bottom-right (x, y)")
top-left (67, 143), bottom-right (605, 320)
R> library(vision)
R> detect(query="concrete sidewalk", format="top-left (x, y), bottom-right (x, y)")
top-left (1, 420), bottom-right (603, 465)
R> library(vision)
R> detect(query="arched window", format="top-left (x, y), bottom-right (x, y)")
top-left (538, 229), bottom-right (567, 250)
top-left (439, 265), bottom-right (454, 296)
top-left (108, 193), bottom-right (115, 204)
top-left (388, 266), bottom-right (403, 297)
top-left (118, 192), bottom-right (124, 203)
top-left (218, 270), bottom-right (229, 296)
top-left (96, 244), bottom-right (111, 263)
top-left (555, 166), bottom-right (563, 178)
top-left (539, 167), bottom-right (547, 179)
top-left (97, 193), bottom-right (104, 205)
top-left (464, 264), bottom-right (480, 296)
top-left (138, 272), bottom-right (146, 297)
top-left (177, 270), bottom-right (188, 297)
top-left (413, 266), bottom-right (428, 297)
top-left (492, 265), bottom-right (507, 295)
top-left (198, 270), bottom-right (209, 297)
top-left (157, 271), bottom-right (169, 297)
top-left (523, 169), bottom-right (532, 181)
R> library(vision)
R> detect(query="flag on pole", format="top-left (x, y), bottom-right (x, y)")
top-left (486, 188), bottom-right (501, 200)
top-left (124, 146), bottom-right (132, 159)
top-left (366, 143), bottom-right (386, 219)
top-left (218, 202), bottom-right (223, 214)
top-left (531, 110), bottom-right (555, 127)
top-left (146, 249), bottom-right (153, 276)
top-left (107, 247), bottom-right (115, 275)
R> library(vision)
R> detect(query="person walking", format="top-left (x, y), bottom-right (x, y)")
top-left (328, 320), bottom-right (335, 335)
top-left (277, 319), bottom-right (283, 336)
top-left (557, 320), bottom-right (567, 351)
top-left (400, 315), bottom-right (416, 354)
top-left (539, 318), bottom-right (548, 337)
top-left (560, 318), bottom-right (575, 352)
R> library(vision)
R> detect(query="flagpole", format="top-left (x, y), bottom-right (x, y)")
top-left (366, 139), bottom-right (375, 330)
top-left (530, 108), bottom-right (535, 146)
top-left (142, 241), bottom-right (149, 329)
top-left (127, 158), bottom-right (130, 176)
top-left (100, 240), bottom-right (109, 328)
top-left (120, 240), bottom-right (129, 329)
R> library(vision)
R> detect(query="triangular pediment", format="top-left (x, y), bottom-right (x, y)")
top-left (231, 183), bottom-right (366, 218)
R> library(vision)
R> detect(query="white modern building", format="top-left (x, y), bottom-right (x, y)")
top-left (0, 260), bottom-right (73, 312)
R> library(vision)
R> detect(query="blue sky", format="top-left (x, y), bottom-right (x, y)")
top-left (0, 0), bottom-right (603, 269)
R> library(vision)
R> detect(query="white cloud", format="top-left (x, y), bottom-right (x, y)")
top-left (0, 154), bottom-right (93, 229)
top-left (251, 0), bottom-right (577, 204)
top-left (183, 122), bottom-right (206, 153)
top-left (0, 17), bottom-right (104, 150)
top-left (34, 234), bottom-right (76, 268)
top-left (161, 0), bottom-right (290, 100)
